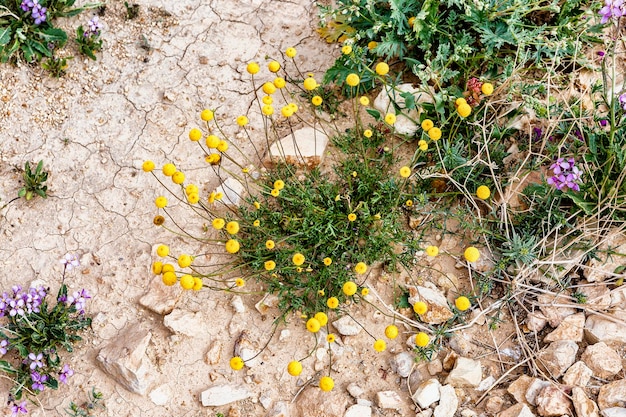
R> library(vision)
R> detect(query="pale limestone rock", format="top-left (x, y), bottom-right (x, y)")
top-left (601, 408), bottom-right (626, 417)
top-left (485, 396), bottom-right (505, 414)
top-left (449, 333), bottom-right (472, 356)
top-left (537, 293), bottom-right (576, 328)
top-left (259, 391), bottom-right (273, 410)
top-left (344, 404), bottom-right (372, 417)
top-left (535, 385), bottom-right (572, 416)
top-left (428, 358), bottom-right (443, 375)
top-left (200, 385), bottom-right (252, 407)
top-left (526, 312), bottom-right (548, 333)
top-left (442, 351), bottom-right (458, 371)
top-left (266, 127), bottom-right (329, 168)
top-left (163, 308), bottom-right (208, 337)
top-left (477, 376), bottom-right (497, 392)
top-left (562, 361), bottom-right (593, 387)
top-left (216, 177), bottom-right (245, 207)
top-left (149, 384), bottom-right (171, 406)
top-left (296, 386), bottom-right (348, 417)
top-left (390, 351), bottom-right (414, 378)
top-left (373, 83), bottom-right (433, 135)
top-left (376, 391), bottom-right (403, 409)
top-left (139, 274), bottom-right (181, 315)
top-left (255, 293), bottom-right (280, 315)
top-left (445, 357), bottom-right (482, 387)
top-left (205, 340), bottom-right (223, 365)
top-left (408, 283), bottom-right (454, 324)
top-left (507, 375), bottom-right (534, 404)
top-left (572, 387), bottom-right (600, 417)
top-left (417, 410), bottom-right (434, 417)
top-left (585, 229), bottom-right (626, 282)
top-left (498, 403), bottom-right (536, 417)
top-left (581, 342), bottom-right (623, 379)
top-left (585, 314), bottom-right (626, 345)
top-left (526, 380), bottom-right (551, 406)
top-left (461, 409), bottom-right (478, 417)
top-left (598, 379), bottom-right (626, 410)
top-left (266, 401), bottom-right (291, 417)
top-left (434, 385), bottom-right (458, 417)
top-left (412, 379), bottom-right (441, 408)
top-left (96, 324), bottom-right (154, 395)
top-left (544, 312), bottom-right (585, 342)
top-left (580, 283), bottom-right (612, 310)
top-left (536, 340), bottom-right (578, 378)
top-left (332, 315), bottom-right (362, 336)
top-left (346, 383), bottom-right (365, 399)
top-left (231, 295), bottom-right (245, 313)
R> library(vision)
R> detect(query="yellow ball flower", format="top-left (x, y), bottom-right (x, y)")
top-left (457, 103), bottom-right (472, 118)
top-left (156, 245), bottom-right (169, 257)
top-left (206, 135), bottom-right (220, 148)
top-left (385, 325), bottom-right (399, 339)
top-left (281, 106), bottom-right (294, 118)
top-left (306, 317), bottom-right (321, 333)
top-left (341, 45), bottom-right (352, 55)
top-left (375, 62), bottom-right (389, 76)
top-left (359, 96), bottom-right (370, 106)
top-left (162, 264), bottom-right (175, 273)
top-left (385, 113), bottom-right (397, 125)
top-left (464, 246), bottom-right (480, 262)
top-left (348, 213), bottom-right (357, 222)
top-left (319, 376), bottom-right (334, 392)
top-left (326, 333), bottom-right (336, 343)
top-left (189, 128), bottom-right (202, 141)
top-left (418, 140), bottom-right (428, 151)
top-left (142, 160), bottom-right (155, 172)
top-left (323, 257), bottom-right (332, 266)
top-left (413, 301), bottom-right (428, 315)
top-left (177, 254), bottom-right (193, 268)
top-left (172, 171), bottom-right (185, 185)
top-left (312, 96), bottom-right (323, 106)
top-left (285, 47), bottom-right (297, 58)
top-left (361, 287), bottom-right (369, 296)
top-left (287, 361), bottom-right (302, 376)
top-left (368, 41), bottom-right (378, 50)
top-left (265, 240), bottom-right (275, 250)
top-left (288, 102), bottom-right (298, 113)
top-left (217, 140), bottom-right (229, 152)
top-left (162, 271), bottom-right (177, 286)
top-left (428, 127), bottom-right (442, 141)
top-left (185, 184), bottom-right (198, 196)
top-left (476, 185), bottom-right (491, 200)
top-left (236, 115), bottom-right (248, 126)
top-left (200, 109), bottom-right (214, 121)
top-left (262, 104), bottom-right (274, 116)
top-left (268, 60), bottom-right (281, 73)
top-left (303, 77), bottom-right (318, 91)
top-left (343, 281), bottom-right (357, 296)
top-left (399, 166), bottom-right (411, 178)
top-left (421, 119), bottom-right (434, 131)
top-left (274, 179), bottom-right (285, 190)
top-left (292, 253), bottom-right (305, 266)
top-left (455, 296), bottom-right (471, 311)
top-left (234, 278), bottom-right (245, 287)
top-left (155, 196), bottom-right (167, 209)
top-left (262, 95), bottom-right (273, 105)
top-left (274, 77), bottom-right (286, 88)
top-left (212, 218), bottom-right (225, 230)
top-left (262, 82), bottom-right (276, 95)
top-left (270, 188), bottom-right (280, 197)
top-left (264, 260), bottom-right (276, 271)
top-left (314, 312), bottom-right (328, 327)
top-left (226, 221), bottom-right (240, 235)
top-left (246, 62), bottom-right (260, 75)
top-left (363, 129), bottom-right (373, 138)
top-left (425, 246), bottom-right (439, 257)
top-left (327, 297), bottom-right (339, 309)
top-left (253, 201), bottom-right (261, 210)
top-left (354, 262), bottom-right (367, 275)
top-left (187, 192), bottom-right (199, 204)
top-left (346, 73), bottom-right (360, 87)
top-left (481, 82), bottom-right (494, 96)
top-left (455, 97), bottom-right (467, 107)
top-left (408, 16), bottom-right (416, 26)
top-left (192, 277), bottom-right (203, 291)
top-left (180, 274), bottom-right (195, 290)
top-left (230, 356), bottom-right (244, 370)
top-left (151, 261), bottom-right (163, 275)
top-left (162, 163), bottom-right (176, 176)
top-left (415, 332), bottom-right (430, 347)
top-left (225, 239), bottom-right (240, 254)
top-left (373, 339), bottom-right (386, 352)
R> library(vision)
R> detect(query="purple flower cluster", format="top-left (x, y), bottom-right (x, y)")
top-left (0, 285), bottom-right (47, 318)
top-left (10, 401), bottom-right (28, 417)
top-left (0, 339), bottom-right (8, 356)
top-left (547, 158), bottom-right (582, 192)
top-left (20, 0), bottom-right (47, 25)
top-left (60, 253), bottom-right (80, 271)
top-left (65, 289), bottom-right (91, 314)
top-left (599, 0), bottom-right (625, 24)
top-left (30, 370), bottom-right (48, 392)
top-left (85, 16), bottom-right (103, 38)
top-left (619, 93), bottom-right (626, 111)
top-left (59, 364), bottom-right (74, 384)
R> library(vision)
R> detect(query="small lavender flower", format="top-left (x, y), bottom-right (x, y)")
top-left (60, 253), bottom-right (80, 271)
top-left (10, 401), bottom-right (28, 416)
top-left (547, 157), bottom-right (582, 192)
top-left (66, 289), bottom-right (91, 314)
top-left (30, 371), bottom-right (47, 392)
top-left (619, 93), bottom-right (626, 111)
top-left (532, 127), bottom-right (543, 141)
top-left (599, 119), bottom-right (608, 127)
top-left (599, 0), bottom-right (624, 24)
top-left (0, 339), bottom-right (8, 356)
top-left (59, 364), bottom-right (74, 384)
top-left (27, 0), bottom-right (47, 25)
top-left (28, 352), bottom-right (44, 370)
top-left (20, 0), bottom-right (34, 12)
top-left (85, 16), bottom-right (103, 37)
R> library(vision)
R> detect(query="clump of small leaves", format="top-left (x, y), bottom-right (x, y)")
top-left (66, 387), bottom-right (105, 417)
top-left (123, 1), bottom-right (139, 20)
top-left (18, 160), bottom-right (48, 201)
top-left (75, 15), bottom-right (102, 60)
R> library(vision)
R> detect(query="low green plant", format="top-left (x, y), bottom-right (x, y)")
top-left (66, 387), bottom-right (105, 417)
top-left (18, 160), bottom-right (48, 200)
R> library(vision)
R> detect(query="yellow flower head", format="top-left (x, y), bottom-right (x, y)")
top-left (270, 188), bottom-right (280, 197)
top-left (314, 312), bottom-right (328, 326)
top-left (268, 60), bottom-right (281, 73)
top-left (341, 45), bottom-right (352, 55)
top-left (262, 105), bottom-right (274, 116)
top-left (273, 77), bottom-right (286, 89)
top-left (373, 339), bottom-right (386, 352)
top-left (274, 179), bottom-right (285, 190)
top-left (200, 109), bottom-right (214, 121)
top-left (455, 97), bottom-right (467, 107)
top-left (328, 297), bottom-right (340, 309)
top-left (363, 129), bottom-right (373, 138)
top-left (343, 281), bottom-right (357, 296)
top-left (262, 95), bottom-right (273, 105)
top-left (326, 333), bottom-right (336, 343)
top-left (212, 218), bottom-right (225, 230)
top-left (226, 221), bottom-right (240, 235)
top-left (481, 82), bottom-right (494, 96)
top-left (253, 219), bottom-right (260, 227)
top-left (246, 62), bottom-right (260, 75)
top-left (185, 184), bottom-right (198, 196)
top-left (457, 103), bottom-right (472, 118)
top-left (399, 166), bottom-right (411, 178)
top-left (368, 41), bottom-right (378, 50)
top-left (428, 127), bottom-right (442, 141)
top-left (172, 171), bottom-right (185, 185)
top-left (162, 163), bottom-right (176, 177)
top-left (155, 196), bottom-right (167, 209)
top-left (234, 278), bottom-right (245, 287)
top-left (288, 102), bottom-right (298, 113)
top-left (162, 264), bottom-right (175, 273)
top-left (262, 82), bottom-right (276, 95)
top-left (405, 199), bottom-right (413, 207)
top-left (264, 260), bottom-right (276, 271)
top-left (361, 287), bottom-right (369, 296)
top-left (303, 77), bottom-right (318, 91)
top-left (476, 185), bottom-right (491, 200)
top-left (319, 376), bottom-right (334, 392)
top-left (413, 301), bottom-right (428, 315)
top-left (192, 277), bottom-right (203, 291)
top-left (385, 113), bottom-right (396, 125)
top-left (151, 261), bottom-right (163, 275)
top-left (177, 254), bottom-right (193, 268)
top-left (359, 96), bottom-right (370, 106)
top-left (385, 324), bottom-right (399, 339)
top-left (281, 106), bottom-right (294, 118)
top-left (354, 262), bottom-right (367, 275)
top-left (418, 139), bottom-right (428, 151)
top-left (253, 201), bottom-right (261, 209)
top-left (425, 246), bottom-right (439, 257)
top-left (236, 115), bottom-right (249, 126)
top-left (180, 274), bottom-right (194, 290)
top-left (265, 240), bottom-right (275, 250)
top-left (215, 192), bottom-right (223, 201)
top-left (346, 73), bottom-right (360, 87)
top-left (142, 160), bottom-right (155, 172)
top-left (464, 246), bottom-right (480, 263)
top-left (206, 135), bottom-right (220, 148)
top-left (230, 356), bottom-right (245, 370)
top-left (312, 96), bottom-right (323, 106)
top-left (287, 361), bottom-right (302, 376)
top-left (217, 140), bottom-right (229, 152)
top-left (187, 192), bottom-right (199, 204)
top-left (162, 271), bottom-right (177, 286)
top-left (421, 119), bottom-right (434, 132)
top-left (156, 244), bottom-right (169, 257)
top-left (292, 253), bottom-right (305, 266)
top-left (306, 317), bottom-right (321, 333)
top-left (415, 332), bottom-right (430, 347)
top-left (285, 47), bottom-right (297, 58)
top-left (323, 257), bottom-right (332, 266)
top-left (348, 213), bottom-right (357, 222)
top-left (225, 239), bottom-right (240, 254)
top-left (375, 62), bottom-right (389, 76)
top-left (455, 296), bottom-right (471, 311)
top-left (189, 128), bottom-right (202, 141)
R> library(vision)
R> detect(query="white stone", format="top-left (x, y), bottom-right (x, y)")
top-left (434, 385), bottom-right (458, 417)
top-left (139, 274), bottom-right (182, 315)
top-left (149, 384), bottom-right (171, 406)
top-left (412, 378), bottom-right (441, 408)
top-left (499, 403), bottom-right (537, 417)
top-left (445, 357), bottom-right (482, 387)
top-left (601, 408), bottom-right (626, 417)
top-left (266, 127), bottom-right (329, 168)
top-left (477, 376), bottom-right (496, 392)
top-left (200, 385), bottom-right (253, 407)
top-left (205, 340), bottom-right (222, 365)
top-left (538, 293), bottom-right (577, 328)
top-left (239, 347), bottom-right (260, 367)
top-left (407, 283), bottom-right (454, 324)
top-left (266, 401), bottom-right (291, 417)
top-left (376, 391), bottom-right (403, 409)
top-left (598, 379), bottom-right (626, 410)
top-left (427, 358), bottom-right (443, 376)
top-left (585, 314), bottom-right (626, 345)
top-left (544, 312), bottom-right (585, 342)
top-left (526, 312), bottom-right (548, 333)
top-left (526, 379), bottom-right (551, 406)
top-left (536, 340), bottom-right (578, 378)
top-left (572, 387), bottom-right (600, 417)
top-left (345, 404), bottom-right (372, 417)
top-left (536, 385), bottom-right (572, 416)
top-left (231, 295), bottom-right (245, 313)
top-left (356, 399), bottom-right (372, 407)
top-left (164, 309), bottom-right (208, 337)
top-left (373, 83), bottom-right (433, 135)
top-left (259, 391), bottom-right (273, 410)
top-left (390, 351), bottom-right (415, 378)
top-left (96, 324), bottom-right (154, 395)
top-left (562, 361), bottom-right (593, 387)
top-left (332, 315), bottom-right (362, 336)
top-left (449, 333), bottom-right (472, 356)
top-left (347, 383), bottom-right (365, 399)
top-left (216, 177), bottom-right (245, 207)
top-left (581, 342), bottom-right (623, 379)
top-left (255, 293), bottom-right (280, 315)
top-left (417, 410), bottom-right (434, 417)
top-left (508, 375), bottom-right (534, 404)
top-left (279, 329), bottom-right (291, 342)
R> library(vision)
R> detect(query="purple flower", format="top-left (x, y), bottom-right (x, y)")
top-left (60, 253), bottom-right (80, 271)
top-left (28, 352), bottom-right (44, 370)
top-left (66, 289), bottom-right (91, 314)
top-left (599, 0), bottom-right (625, 23)
top-left (597, 50), bottom-right (606, 58)
top-left (30, 371), bottom-right (47, 392)
top-left (547, 157), bottom-right (582, 192)
top-left (533, 127), bottom-right (543, 141)
top-left (20, 0), bottom-right (34, 12)
top-left (619, 93), bottom-right (626, 111)
top-left (10, 401), bottom-right (28, 416)
top-left (599, 119), bottom-right (608, 127)
top-left (85, 16), bottom-right (103, 37)
top-left (0, 339), bottom-right (8, 356)
top-left (59, 364), bottom-right (74, 384)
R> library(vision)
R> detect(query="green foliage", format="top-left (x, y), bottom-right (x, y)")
top-left (41, 54), bottom-right (70, 76)
top-left (66, 388), bottom-right (105, 417)
top-left (75, 25), bottom-right (102, 60)
top-left (18, 160), bottom-right (48, 200)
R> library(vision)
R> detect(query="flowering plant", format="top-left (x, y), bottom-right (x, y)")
top-left (75, 15), bottom-right (103, 60)
top-left (0, 254), bottom-right (91, 415)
